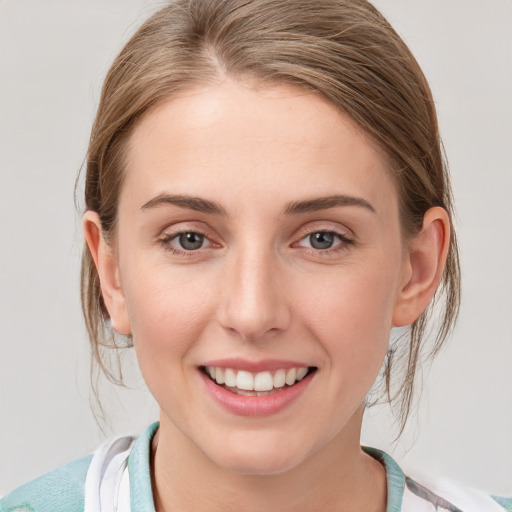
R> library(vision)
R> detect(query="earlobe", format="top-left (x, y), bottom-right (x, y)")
top-left (82, 211), bottom-right (131, 335)
top-left (392, 207), bottom-right (450, 327)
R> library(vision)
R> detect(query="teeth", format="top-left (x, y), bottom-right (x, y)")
top-left (285, 368), bottom-right (297, 386)
top-left (296, 367), bottom-right (308, 381)
top-left (236, 370), bottom-right (254, 391)
top-left (206, 366), bottom-right (311, 391)
top-left (214, 367), bottom-right (224, 384)
top-left (274, 369), bottom-right (286, 388)
top-left (224, 368), bottom-right (236, 387)
top-left (254, 371), bottom-right (273, 391)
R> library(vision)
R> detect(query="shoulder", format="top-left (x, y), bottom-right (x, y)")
top-left (0, 423), bottom-right (158, 512)
top-left (364, 447), bottom-right (512, 512)
top-left (0, 455), bottom-right (92, 512)
top-left (403, 474), bottom-right (512, 512)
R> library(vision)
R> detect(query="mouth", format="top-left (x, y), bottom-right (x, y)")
top-left (200, 365), bottom-right (318, 396)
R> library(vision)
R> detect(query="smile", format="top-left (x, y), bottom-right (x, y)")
top-left (202, 366), bottom-right (316, 396)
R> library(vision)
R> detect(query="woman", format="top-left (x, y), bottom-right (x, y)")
top-left (1, 1), bottom-right (510, 511)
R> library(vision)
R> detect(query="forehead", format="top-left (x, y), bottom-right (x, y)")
top-left (121, 79), bottom-right (397, 215)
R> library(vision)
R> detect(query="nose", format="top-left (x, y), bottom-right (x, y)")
top-left (217, 245), bottom-right (291, 341)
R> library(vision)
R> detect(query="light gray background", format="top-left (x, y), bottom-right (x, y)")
top-left (1, 0), bottom-right (511, 496)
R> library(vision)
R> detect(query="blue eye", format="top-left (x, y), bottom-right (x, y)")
top-left (297, 230), bottom-right (351, 251)
top-left (309, 232), bottom-right (336, 250)
top-left (176, 232), bottom-right (205, 250)
top-left (160, 232), bottom-right (207, 252)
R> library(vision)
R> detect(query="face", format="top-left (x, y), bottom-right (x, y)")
top-left (100, 79), bottom-right (413, 475)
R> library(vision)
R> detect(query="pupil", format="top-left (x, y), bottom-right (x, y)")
top-left (310, 232), bottom-right (334, 250)
top-left (179, 232), bottom-right (203, 250)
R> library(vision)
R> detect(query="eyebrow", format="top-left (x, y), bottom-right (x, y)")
top-left (140, 193), bottom-right (375, 216)
top-left (284, 195), bottom-right (376, 215)
top-left (141, 193), bottom-right (226, 215)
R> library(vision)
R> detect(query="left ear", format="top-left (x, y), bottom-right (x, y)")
top-left (392, 206), bottom-right (451, 327)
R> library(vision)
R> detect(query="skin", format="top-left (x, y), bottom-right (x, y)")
top-left (84, 79), bottom-right (449, 512)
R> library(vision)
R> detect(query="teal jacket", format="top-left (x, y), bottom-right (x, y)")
top-left (1, 423), bottom-right (510, 512)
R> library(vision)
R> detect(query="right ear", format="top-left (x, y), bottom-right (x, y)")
top-left (82, 211), bottom-right (131, 335)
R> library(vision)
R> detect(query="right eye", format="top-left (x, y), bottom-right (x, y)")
top-left (305, 231), bottom-right (338, 250)
top-left (175, 232), bottom-right (206, 250)
top-left (161, 231), bottom-right (211, 253)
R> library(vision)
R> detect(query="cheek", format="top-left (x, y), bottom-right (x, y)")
top-left (121, 264), bottom-right (217, 369)
top-left (295, 264), bottom-right (398, 368)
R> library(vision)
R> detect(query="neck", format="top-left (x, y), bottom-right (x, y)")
top-left (151, 410), bottom-right (387, 512)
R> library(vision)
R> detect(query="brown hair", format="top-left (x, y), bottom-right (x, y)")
top-left (81, 0), bottom-right (460, 430)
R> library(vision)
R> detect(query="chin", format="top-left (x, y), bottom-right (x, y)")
top-left (204, 435), bottom-right (310, 476)
top-left (217, 454), bottom-right (303, 476)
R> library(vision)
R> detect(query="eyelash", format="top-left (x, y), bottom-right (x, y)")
top-left (293, 229), bottom-right (354, 256)
top-left (159, 228), bottom-right (353, 256)
top-left (159, 230), bottom-right (213, 255)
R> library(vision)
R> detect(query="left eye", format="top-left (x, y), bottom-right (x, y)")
top-left (298, 231), bottom-right (346, 250)
top-left (170, 232), bottom-right (207, 251)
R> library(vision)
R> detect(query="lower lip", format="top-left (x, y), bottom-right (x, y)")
top-left (200, 370), bottom-right (314, 417)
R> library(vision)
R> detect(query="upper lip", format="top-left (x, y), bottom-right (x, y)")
top-left (200, 358), bottom-right (313, 373)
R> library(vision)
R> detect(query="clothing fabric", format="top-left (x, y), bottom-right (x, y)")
top-left (1, 423), bottom-right (510, 512)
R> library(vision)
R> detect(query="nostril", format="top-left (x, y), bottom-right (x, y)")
top-left (216, 271), bottom-right (291, 341)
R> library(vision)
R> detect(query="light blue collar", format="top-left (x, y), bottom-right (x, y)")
top-left (363, 446), bottom-right (405, 512)
top-left (128, 423), bottom-right (405, 512)
top-left (128, 422), bottom-right (159, 512)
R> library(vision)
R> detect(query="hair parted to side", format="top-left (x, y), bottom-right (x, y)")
top-left (81, 0), bottom-right (460, 431)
